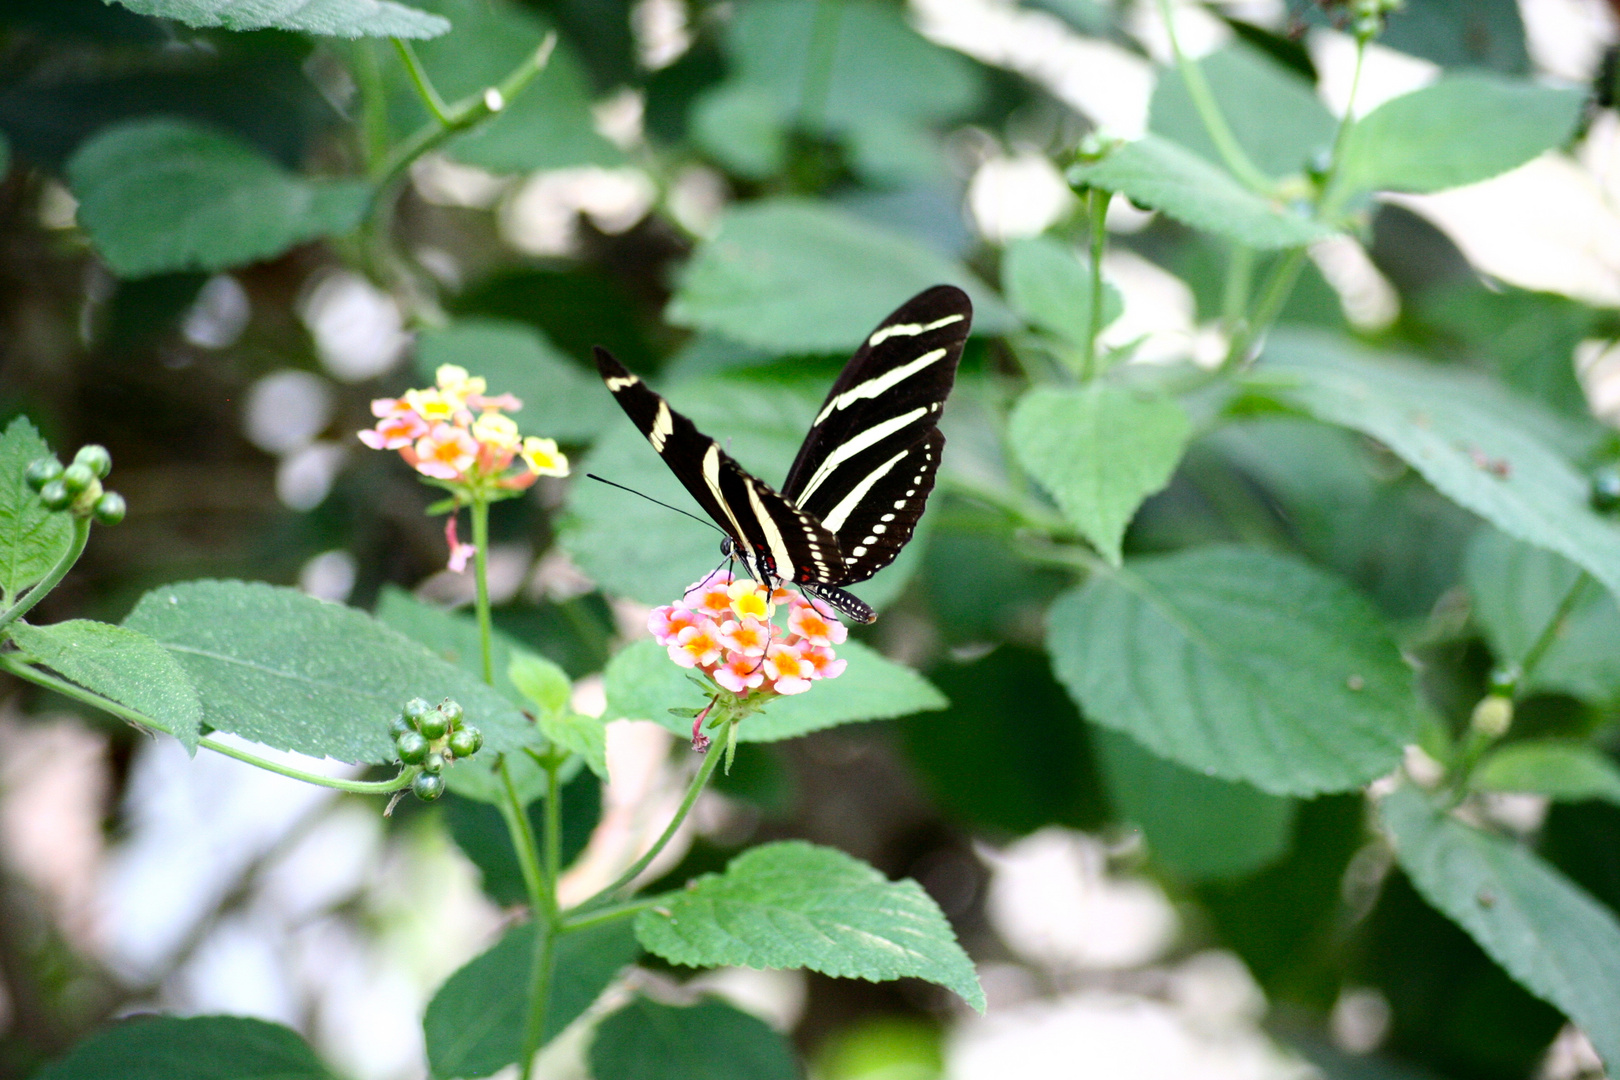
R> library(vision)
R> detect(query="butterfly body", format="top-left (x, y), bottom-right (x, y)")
top-left (594, 285), bottom-right (971, 623)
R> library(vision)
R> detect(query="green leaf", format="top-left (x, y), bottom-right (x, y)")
top-left (1465, 529), bottom-right (1620, 702)
top-left (1150, 44), bottom-right (1336, 180)
top-left (424, 920), bottom-right (638, 1080)
top-left (635, 840), bottom-right (984, 1011)
top-left (1093, 726), bottom-right (1295, 881)
top-left (589, 996), bottom-right (798, 1080)
top-left (1001, 235), bottom-right (1123, 356)
top-left (123, 580), bottom-right (531, 764)
top-left (1047, 545), bottom-right (1418, 796)
top-left (67, 119), bottom-right (368, 279)
top-left (415, 319), bottom-right (615, 445)
top-left (33, 1015), bottom-right (334, 1080)
top-left (0, 417), bottom-right (72, 602)
top-left (690, 83), bottom-right (789, 181)
top-left (1256, 331), bottom-right (1620, 610)
top-left (10, 620), bottom-right (203, 754)
top-left (666, 199), bottom-right (1015, 354)
top-left (444, 771), bottom-right (600, 904)
top-left (540, 713), bottom-right (608, 780)
top-left (1067, 136), bottom-right (1334, 250)
top-left (508, 652), bottom-right (571, 717)
top-left (605, 638), bottom-right (946, 743)
top-left (1335, 76), bottom-right (1584, 197)
top-left (106, 0), bottom-right (447, 36)
top-left (1382, 786), bottom-right (1620, 1072)
top-left (1473, 742), bottom-right (1620, 808)
top-left (397, 0), bottom-right (620, 173)
top-left (1008, 383), bottom-right (1191, 565)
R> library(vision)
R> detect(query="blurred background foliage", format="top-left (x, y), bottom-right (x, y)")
top-left (4, 0), bottom-right (1620, 1078)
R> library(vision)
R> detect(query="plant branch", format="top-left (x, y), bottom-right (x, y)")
top-left (1223, 247), bottom-right (1308, 367)
top-left (0, 517), bottom-right (91, 635)
top-left (1083, 188), bottom-right (1110, 379)
top-left (518, 924), bottom-right (556, 1080)
top-left (393, 38), bottom-right (452, 126)
top-left (543, 760), bottom-right (562, 909)
top-left (1520, 572), bottom-right (1590, 688)
top-left (558, 897), bottom-right (659, 934)
top-left (1154, 0), bottom-right (1271, 194)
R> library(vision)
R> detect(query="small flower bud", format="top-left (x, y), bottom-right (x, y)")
top-left (60, 462), bottom-right (94, 496)
top-left (25, 457), bottom-right (63, 492)
top-left (395, 730), bottom-right (430, 764)
top-left (1591, 467), bottom-right (1620, 512)
top-left (92, 491), bottom-right (126, 526)
top-left (1471, 695), bottom-right (1513, 738)
top-left (73, 444), bottom-right (111, 479)
top-left (1487, 663), bottom-right (1521, 698)
top-left (439, 699), bottom-right (465, 727)
top-left (412, 772), bottom-right (445, 801)
top-left (39, 479), bottom-right (72, 511)
top-left (448, 726), bottom-right (482, 758)
top-left (417, 709), bottom-right (449, 740)
top-left (403, 697), bottom-right (433, 727)
top-left (422, 751), bottom-right (446, 775)
top-left (388, 713), bottom-right (414, 737)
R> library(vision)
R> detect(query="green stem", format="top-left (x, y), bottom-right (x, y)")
top-left (1154, 0), bottom-right (1271, 194)
top-left (1319, 39), bottom-right (1370, 219)
top-left (498, 759), bottom-right (549, 912)
top-left (470, 499), bottom-right (495, 685)
top-left (940, 473), bottom-right (1071, 537)
top-left (1221, 243), bottom-right (1256, 338)
top-left (1224, 247), bottom-right (1307, 368)
top-left (543, 760), bottom-right (562, 907)
top-left (559, 897), bottom-right (659, 934)
top-left (393, 38), bottom-right (452, 126)
top-left (0, 656), bottom-right (416, 794)
top-left (1520, 573), bottom-right (1590, 687)
top-left (799, 0), bottom-right (845, 134)
top-left (354, 41), bottom-right (392, 174)
top-left (1083, 188), bottom-right (1110, 380)
top-left (0, 516), bottom-right (90, 635)
top-left (518, 925), bottom-right (556, 1080)
top-left (567, 721), bottom-right (733, 916)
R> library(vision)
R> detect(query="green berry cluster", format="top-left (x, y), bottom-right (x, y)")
top-left (26, 445), bottom-right (125, 524)
top-left (389, 697), bottom-right (482, 801)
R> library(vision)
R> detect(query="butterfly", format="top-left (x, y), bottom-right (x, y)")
top-left (593, 285), bottom-right (972, 624)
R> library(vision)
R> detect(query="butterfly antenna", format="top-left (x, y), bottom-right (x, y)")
top-left (584, 473), bottom-right (724, 534)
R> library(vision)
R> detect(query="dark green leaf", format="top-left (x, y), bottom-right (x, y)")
top-left (1047, 545), bottom-right (1418, 796)
top-left (1001, 235), bottom-right (1123, 359)
top-left (0, 417), bottom-right (72, 602)
top-left (68, 119), bottom-right (368, 278)
top-left (1473, 742), bottom-right (1620, 807)
top-left (123, 580), bottom-right (531, 764)
top-left (10, 620), bottom-right (202, 753)
top-left (424, 920), bottom-right (638, 1080)
top-left (636, 840), bottom-right (984, 1011)
top-left (1067, 136), bottom-right (1334, 250)
top-left (605, 638), bottom-right (945, 743)
top-left (444, 770), bottom-right (600, 905)
top-left (1009, 383), bottom-right (1191, 565)
top-left (589, 996), bottom-right (798, 1080)
top-left (415, 319), bottom-right (614, 444)
top-left (106, 0), bottom-right (448, 36)
top-left (1382, 786), bottom-right (1620, 1071)
top-left (33, 1015), bottom-right (334, 1080)
top-left (1335, 76), bottom-right (1584, 197)
top-left (666, 199), bottom-right (1014, 354)
top-left (1093, 726), bottom-right (1295, 881)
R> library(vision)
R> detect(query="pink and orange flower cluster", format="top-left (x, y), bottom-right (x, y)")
top-left (649, 569), bottom-right (848, 698)
top-left (359, 364), bottom-right (568, 489)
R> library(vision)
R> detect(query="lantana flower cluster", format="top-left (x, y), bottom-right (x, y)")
top-left (650, 569), bottom-right (848, 699)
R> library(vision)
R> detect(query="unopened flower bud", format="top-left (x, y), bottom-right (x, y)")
top-left (412, 772), bottom-right (445, 801)
top-left (74, 444), bottom-right (111, 479)
top-left (60, 462), bottom-right (94, 496)
top-left (1487, 664), bottom-right (1521, 698)
top-left (396, 730), bottom-right (430, 764)
top-left (1471, 695), bottom-right (1513, 738)
top-left (448, 726), bottom-right (482, 758)
top-left (92, 491), bottom-right (126, 526)
top-left (25, 457), bottom-right (62, 492)
top-left (39, 479), bottom-right (72, 511)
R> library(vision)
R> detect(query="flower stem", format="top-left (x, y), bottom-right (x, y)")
top-left (543, 760), bottom-right (562, 906)
top-left (1154, 0), bottom-right (1270, 194)
top-left (393, 38), bottom-right (452, 126)
top-left (518, 923), bottom-right (556, 1080)
top-left (0, 516), bottom-right (91, 635)
top-left (558, 897), bottom-right (659, 934)
top-left (470, 497), bottom-right (495, 686)
top-left (1083, 188), bottom-right (1110, 380)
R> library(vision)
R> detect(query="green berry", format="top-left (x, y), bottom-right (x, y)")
top-left (396, 729), bottom-right (430, 764)
top-left (1592, 467), bottom-right (1620, 512)
top-left (439, 699), bottom-right (465, 727)
top-left (402, 697), bottom-right (433, 727)
top-left (39, 479), bottom-right (72, 511)
top-left (92, 492), bottom-right (126, 526)
top-left (73, 444), bottom-right (111, 479)
top-left (388, 713), bottom-right (414, 737)
top-left (412, 772), bottom-right (445, 801)
top-left (417, 709), bottom-right (449, 740)
top-left (422, 751), bottom-right (446, 775)
top-left (25, 457), bottom-right (63, 492)
top-left (448, 726), bottom-right (482, 759)
top-left (60, 462), bottom-right (94, 495)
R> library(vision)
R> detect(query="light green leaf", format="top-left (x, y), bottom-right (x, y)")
top-left (507, 652), bottom-right (571, 717)
top-left (1464, 529), bottom-right (1620, 702)
top-left (1001, 235), bottom-right (1123, 356)
top-left (589, 996), bottom-right (799, 1080)
top-left (1473, 741), bottom-right (1620, 807)
top-left (123, 580), bottom-right (531, 764)
top-left (690, 83), bottom-right (788, 181)
top-left (68, 119), bottom-right (368, 279)
top-left (507, 653), bottom-right (608, 781)
top-left (1009, 383), bottom-right (1191, 565)
top-left (1257, 331), bottom-right (1620, 609)
top-left (540, 713), bottom-right (608, 781)
top-left (1335, 76), bottom-right (1584, 197)
top-left (666, 199), bottom-right (1015, 354)
top-left (10, 620), bottom-right (203, 754)
top-left (106, 0), bottom-right (448, 36)
top-left (1382, 786), bottom-right (1620, 1072)
top-left (1150, 44), bottom-right (1336, 179)
top-left (0, 417), bottom-right (72, 602)
top-left (1093, 726), bottom-right (1295, 882)
top-left (635, 840), bottom-right (984, 1011)
top-left (424, 921), bottom-right (638, 1080)
top-left (33, 1015), bottom-right (334, 1080)
top-left (1047, 545), bottom-right (1418, 796)
top-left (1067, 136), bottom-right (1334, 250)
top-left (605, 638), bottom-right (945, 743)
top-left (415, 319), bottom-right (614, 444)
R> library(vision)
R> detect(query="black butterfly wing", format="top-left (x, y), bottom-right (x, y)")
top-left (781, 285), bottom-right (971, 584)
top-left (593, 347), bottom-right (844, 588)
